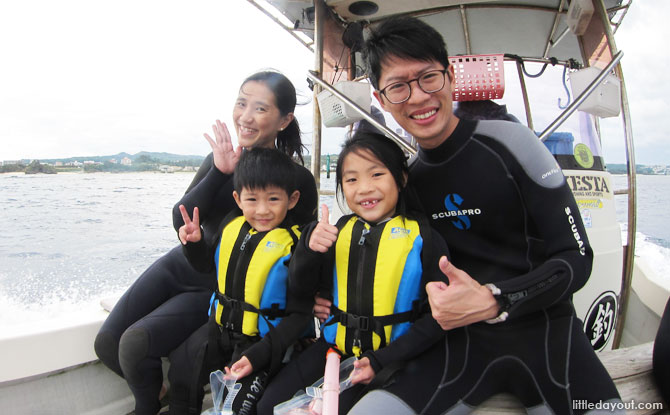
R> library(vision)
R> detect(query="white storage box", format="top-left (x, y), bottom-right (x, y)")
top-left (316, 81), bottom-right (372, 128)
top-left (567, 0), bottom-right (594, 36)
top-left (569, 67), bottom-right (621, 118)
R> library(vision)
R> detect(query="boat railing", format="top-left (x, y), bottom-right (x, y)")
top-left (306, 70), bottom-right (416, 156)
top-left (538, 51), bottom-right (623, 141)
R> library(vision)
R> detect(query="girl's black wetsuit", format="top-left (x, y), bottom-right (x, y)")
top-left (349, 119), bottom-right (622, 415)
top-left (94, 154), bottom-right (317, 415)
top-left (256, 214), bottom-right (450, 415)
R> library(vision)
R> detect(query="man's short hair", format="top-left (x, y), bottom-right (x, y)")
top-left (234, 147), bottom-right (296, 195)
top-left (364, 16), bottom-right (450, 90)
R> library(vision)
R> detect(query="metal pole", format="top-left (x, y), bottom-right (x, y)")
top-left (592, 0), bottom-right (637, 350)
top-left (307, 70), bottom-right (416, 155)
top-left (543, 0), bottom-right (567, 58)
top-left (538, 50), bottom-right (623, 141)
top-left (311, 0), bottom-right (326, 190)
top-left (459, 5), bottom-right (471, 55)
top-left (515, 61), bottom-right (534, 130)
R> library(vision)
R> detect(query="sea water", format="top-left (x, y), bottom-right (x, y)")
top-left (0, 172), bottom-right (667, 330)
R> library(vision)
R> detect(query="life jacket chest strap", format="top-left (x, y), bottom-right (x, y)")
top-left (325, 301), bottom-right (422, 351)
top-left (217, 294), bottom-right (286, 330)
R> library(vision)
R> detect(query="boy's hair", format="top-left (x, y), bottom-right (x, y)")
top-left (234, 147), bottom-right (297, 195)
top-left (364, 16), bottom-right (450, 90)
top-left (336, 131), bottom-right (421, 219)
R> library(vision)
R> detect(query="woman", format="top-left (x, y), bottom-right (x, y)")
top-left (94, 70), bottom-right (317, 415)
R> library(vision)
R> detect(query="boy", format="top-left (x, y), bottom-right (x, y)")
top-left (175, 147), bottom-right (311, 415)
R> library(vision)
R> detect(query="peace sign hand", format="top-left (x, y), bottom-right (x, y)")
top-left (308, 204), bottom-right (339, 253)
top-left (203, 119), bottom-right (242, 174)
top-left (178, 204), bottom-right (202, 245)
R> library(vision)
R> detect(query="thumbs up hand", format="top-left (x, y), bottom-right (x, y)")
top-left (425, 256), bottom-right (500, 330)
top-left (308, 204), bottom-right (339, 253)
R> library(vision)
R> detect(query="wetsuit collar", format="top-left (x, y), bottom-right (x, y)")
top-left (417, 119), bottom-right (477, 164)
top-left (355, 214), bottom-right (394, 228)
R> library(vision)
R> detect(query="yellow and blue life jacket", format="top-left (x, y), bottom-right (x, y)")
top-left (213, 215), bottom-right (300, 338)
top-left (322, 215), bottom-right (426, 357)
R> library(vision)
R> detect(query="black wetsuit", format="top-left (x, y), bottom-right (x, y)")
top-left (94, 154), bottom-right (317, 415)
top-left (173, 214), bottom-right (312, 415)
top-left (351, 119), bottom-right (621, 415)
top-left (653, 298), bottom-right (670, 405)
top-left (256, 215), bottom-right (450, 415)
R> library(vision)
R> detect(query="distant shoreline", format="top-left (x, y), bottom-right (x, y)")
top-left (0, 170), bottom-right (198, 176)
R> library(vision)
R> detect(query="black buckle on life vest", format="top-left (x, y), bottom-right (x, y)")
top-left (341, 313), bottom-right (369, 331)
top-left (263, 303), bottom-right (281, 320)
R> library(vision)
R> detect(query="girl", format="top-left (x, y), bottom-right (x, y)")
top-left (253, 131), bottom-right (450, 415)
top-left (94, 70), bottom-right (317, 415)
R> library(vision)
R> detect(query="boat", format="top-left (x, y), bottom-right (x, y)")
top-left (1, 0), bottom-right (667, 413)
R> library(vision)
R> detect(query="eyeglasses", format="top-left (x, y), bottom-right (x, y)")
top-left (379, 69), bottom-right (448, 104)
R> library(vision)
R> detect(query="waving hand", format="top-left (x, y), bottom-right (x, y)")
top-left (204, 119), bottom-right (242, 174)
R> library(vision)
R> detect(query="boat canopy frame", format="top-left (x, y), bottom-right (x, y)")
top-left (247, 0), bottom-right (636, 349)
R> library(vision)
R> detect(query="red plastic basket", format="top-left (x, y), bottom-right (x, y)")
top-left (449, 54), bottom-right (505, 102)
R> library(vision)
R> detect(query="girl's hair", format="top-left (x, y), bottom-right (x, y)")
top-left (335, 131), bottom-right (421, 220)
top-left (241, 71), bottom-right (306, 164)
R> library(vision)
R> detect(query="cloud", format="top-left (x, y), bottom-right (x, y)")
top-left (0, 0), bottom-right (313, 160)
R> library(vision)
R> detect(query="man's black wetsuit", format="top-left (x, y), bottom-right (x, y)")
top-left (653, 298), bottom-right (670, 405)
top-left (350, 119), bottom-right (621, 415)
top-left (94, 154), bottom-right (317, 415)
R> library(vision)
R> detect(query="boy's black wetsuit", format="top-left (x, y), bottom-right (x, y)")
top-left (171, 213), bottom-right (312, 415)
top-left (94, 154), bottom-right (317, 415)
top-left (256, 214), bottom-right (450, 415)
top-left (358, 119), bottom-right (621, 415)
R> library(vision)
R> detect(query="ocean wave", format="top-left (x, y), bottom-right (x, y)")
top-left (0, 285), bottom-right (126, 330)
top-left (633, 233), bottom-right (670, 289)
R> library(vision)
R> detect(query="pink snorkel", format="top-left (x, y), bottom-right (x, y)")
top-left (322, 348), bottom-right (341, 415)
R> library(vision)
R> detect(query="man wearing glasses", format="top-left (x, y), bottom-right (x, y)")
top-left (347, 16), bottom-right (622, 415)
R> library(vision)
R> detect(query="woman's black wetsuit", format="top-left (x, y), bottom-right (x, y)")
top-left (94, 154), bottom-right (317, 415)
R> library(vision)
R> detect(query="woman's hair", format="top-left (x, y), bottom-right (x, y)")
top-left (335, 131), bottom-right (421, 220)
top-left (241, 71), bottom-right (306, 164)
top-left (234, 147), bottom-right (296, 196)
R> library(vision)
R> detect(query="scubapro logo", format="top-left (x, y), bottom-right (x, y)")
top-left (431, 194), bottom-right (481, 230)
top-left (584, 291), bottom-right (618, 351)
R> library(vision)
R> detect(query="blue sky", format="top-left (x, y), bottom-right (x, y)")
top-left (0, 1), bottom-right (667, 165)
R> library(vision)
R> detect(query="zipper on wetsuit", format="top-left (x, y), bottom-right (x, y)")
top-left (358, 228), bottom-right (370, 245)
top-left (240, 232), bottom-right (252, 251)
top-left (229, 231), bottom-right (253, 331)
top-left (353, 226), bottom-right (370, 351)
